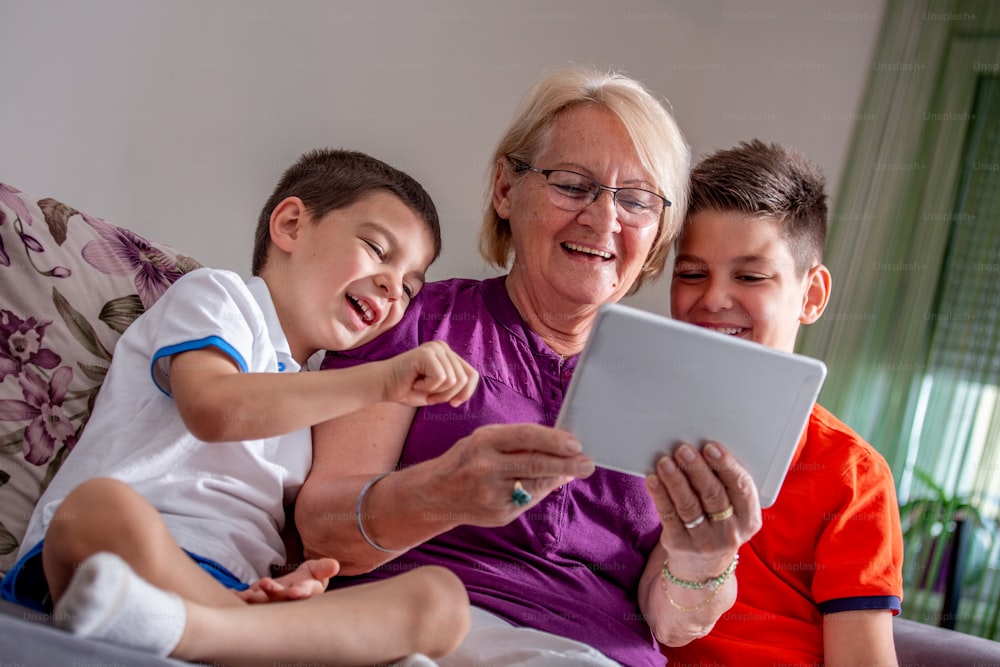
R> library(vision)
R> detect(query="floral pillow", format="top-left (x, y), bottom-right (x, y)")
top-left (0, 183), bottom-right (200, 574)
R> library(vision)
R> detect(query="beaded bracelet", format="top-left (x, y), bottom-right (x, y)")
top-left (355, 472), bottom-right (403, 554)
top-left (663, 578), bottom-right (728, 612)
top-left (662, 553), bottom-right (739, 591)
top-left (661, 553), bottom-right (739, 612)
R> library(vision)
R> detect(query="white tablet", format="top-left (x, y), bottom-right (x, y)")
top-left (555, 303), bottom-right (827, 508)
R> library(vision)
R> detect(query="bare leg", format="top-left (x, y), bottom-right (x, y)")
top-left (43, 477), bottom-right (243, 607)
top-left (60, 553), bottom-right (469, 666)
top-left (177, 565), bottom-right (470, 666)
top-left (45, 478), bottom-right (470, 664)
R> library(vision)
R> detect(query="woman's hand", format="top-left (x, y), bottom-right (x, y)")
top-left (645, 441), bottom-right (762, 579)
top-left (429, 423), bottom-right (596, 527)
top-left (379, 341), bottom-right (479, 408)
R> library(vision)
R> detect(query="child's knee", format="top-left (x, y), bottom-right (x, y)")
top-left (417, 565), bottom-right (468, 607)
top-left (60, 477), bottom-right (137, 507)
top-left (406, 566), bottom-right (470, 656)
top-left (47, 478), bottom-right (161, 553)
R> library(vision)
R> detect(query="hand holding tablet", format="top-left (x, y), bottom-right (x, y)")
top-left (555, 303), bottom-right (827, 507)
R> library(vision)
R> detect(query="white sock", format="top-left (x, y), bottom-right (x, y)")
top-left (393, 656), bottom-right (439, 667)
top-left (52, 551), bottom-right (186, 657)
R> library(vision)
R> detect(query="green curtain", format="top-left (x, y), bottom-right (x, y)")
top-left (918, 75), bottom-right (1000, 500)
top-left (795, 0), bottom-right (1000, 636)
top-left (796, 0), bottom-right (1000, 489)
top-left (898, 74), bottom-right (1000, 635)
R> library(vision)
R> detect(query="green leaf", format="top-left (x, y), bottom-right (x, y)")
top-left (0, 521), bottom-right (18, 556)
top-left (76, 362), bottom-right (109, 383)
top-left (37, 198), bottom-right (77, 246)
top-left (40, 444), bottom-right (72, 494)
top-left (175, 254), bottom-right (202, 274)
top-left (901, 467), bottom-right (987, 527)
top-left (52, 286), bottom-right (112, 361)
top-left (912, 468), bottom-right (947, 502)
top-left (99, 294), bottom-right (144, 334)
top-left (0, 428), bottom-right (25, 453)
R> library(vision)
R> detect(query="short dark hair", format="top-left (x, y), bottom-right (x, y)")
top-left (683, 139), bottom-right (827, 273)
top-left (252, 149), bottom-right (441, 275)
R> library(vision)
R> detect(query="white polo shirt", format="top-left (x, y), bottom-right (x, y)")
top-left (21, 268), bottom-right (311, 583)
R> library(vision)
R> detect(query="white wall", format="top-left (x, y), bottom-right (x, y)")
top-left (0, 0), bottom-right (884, 316)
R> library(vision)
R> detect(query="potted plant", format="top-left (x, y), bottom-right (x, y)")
top-left (899, 467), bottom-right (996, 633)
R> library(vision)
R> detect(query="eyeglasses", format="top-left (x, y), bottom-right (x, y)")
top-left (507, 156), bottom-right (670, 228)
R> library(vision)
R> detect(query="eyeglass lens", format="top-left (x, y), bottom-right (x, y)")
top-left (545, 170), bottom-right (663, 226)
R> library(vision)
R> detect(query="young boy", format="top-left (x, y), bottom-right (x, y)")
top-left (663, 140), bottom-right (903, 666)
top-left (0, 149), bottom-right (478, 665)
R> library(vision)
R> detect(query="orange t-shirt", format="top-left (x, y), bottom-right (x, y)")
top-left (663, 404), bottom-right (904, 666)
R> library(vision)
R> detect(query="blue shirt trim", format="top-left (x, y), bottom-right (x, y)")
top-left (183, 550), bottom-right (249, 591)
top-left (0, 541), bottom-right (47, 613)
top-left (150, 335), bottom-right (249, 397)
top-left (819, 595), bottom-right (901, 615)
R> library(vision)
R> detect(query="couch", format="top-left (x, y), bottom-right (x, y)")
top-left (0, 182), bottom-right (199, 665)
top-left (1, 182), bottom-right (999, 666)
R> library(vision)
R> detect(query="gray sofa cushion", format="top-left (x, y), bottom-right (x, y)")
top-left (893, 616), bottom-right (1000, 666)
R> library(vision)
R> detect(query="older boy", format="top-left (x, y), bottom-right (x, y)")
top-left (1, 149), bottom-right (477, 665)
top-left (664, 140), bottom-right (903, 666)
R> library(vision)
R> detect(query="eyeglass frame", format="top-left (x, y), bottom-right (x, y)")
top-left (506, 156), bottom-right (671, 227)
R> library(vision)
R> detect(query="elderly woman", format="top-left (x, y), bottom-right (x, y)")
top-left (296, 66), bottom-right (762, 666)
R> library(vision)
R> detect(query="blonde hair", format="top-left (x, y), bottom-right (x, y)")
top-left (479, 65), bottom-right (690, 294)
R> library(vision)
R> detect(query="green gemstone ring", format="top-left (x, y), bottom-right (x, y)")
top-left (512, 480), bottom-right (532, 507)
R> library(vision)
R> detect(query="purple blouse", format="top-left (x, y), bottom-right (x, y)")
top-left (323, 276), bottom-right (663, 666)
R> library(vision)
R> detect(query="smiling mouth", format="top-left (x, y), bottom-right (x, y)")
top-left (701, 324), bottom-right (748, 336)
top-left (561, 242), bottom-right (613, 260)
top-left (346, 294), bottom-right (376, 324)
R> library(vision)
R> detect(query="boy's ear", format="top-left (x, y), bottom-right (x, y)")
top-left (800, 263), bottom-right (832, 325)
top-left (269, 197), bottom-right (308, 253)
top-left (492, 158), bottom-right (513, 220)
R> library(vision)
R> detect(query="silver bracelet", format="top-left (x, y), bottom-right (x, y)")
top-left (355, 472), bottom-right (402, 553)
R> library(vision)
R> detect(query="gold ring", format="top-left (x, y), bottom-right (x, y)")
top-left (708, 505), bottom-right (735, 522)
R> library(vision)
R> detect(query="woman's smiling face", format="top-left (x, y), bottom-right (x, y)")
top-left (495, 104), bottom-right (661, 312)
